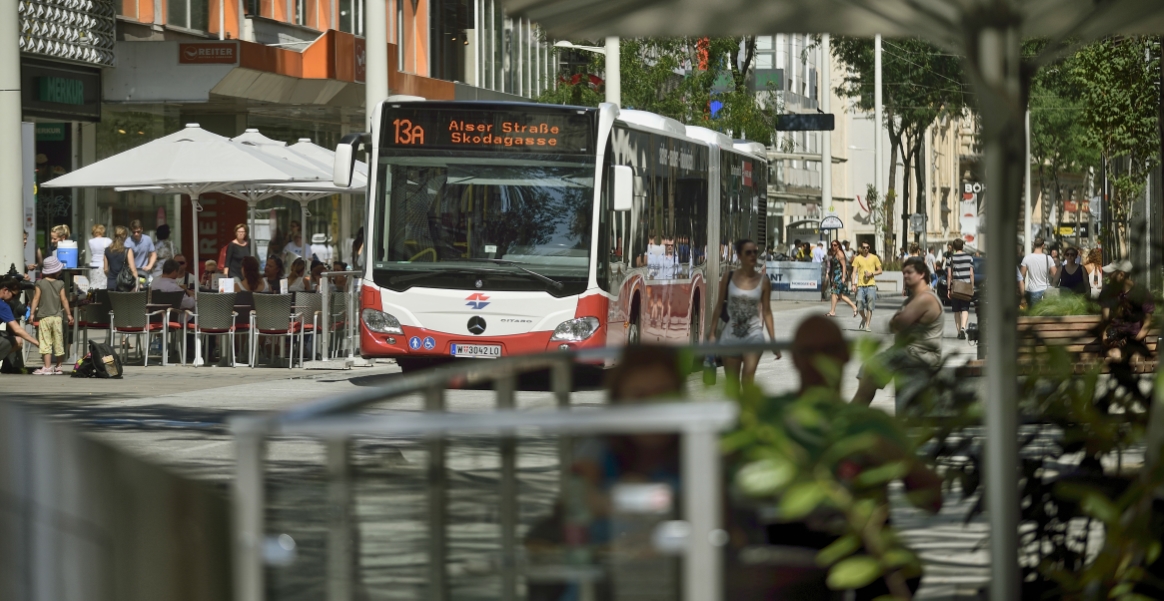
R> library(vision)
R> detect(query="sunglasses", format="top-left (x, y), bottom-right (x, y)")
top-left (742, 249), bottom-right (758, 256)
top-left (177, 261), bottom-right (186, 265)
top-left (861, 246), bottom-right (870, 250)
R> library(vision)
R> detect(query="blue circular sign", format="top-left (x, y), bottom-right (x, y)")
top-left (408, 336), bottom-right (422, 350)
top-left (423, 336), bottom-right (436, 350)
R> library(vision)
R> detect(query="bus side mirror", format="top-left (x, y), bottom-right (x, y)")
top-left (612, 165), bottom-right (633, 212)
top-left (333, 132), bottom-right (367, 188)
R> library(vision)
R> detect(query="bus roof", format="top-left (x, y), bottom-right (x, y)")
top-left (617, 109), bottom-right (687, 138)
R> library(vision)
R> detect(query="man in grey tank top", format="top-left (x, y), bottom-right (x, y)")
top-left (853, 257), bottom-right (944, 412)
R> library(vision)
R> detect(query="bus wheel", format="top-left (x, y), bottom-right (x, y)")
top-left (627, 298), bottom-right (642, 345)
top-left (689, 301), bottom-right (701, 345)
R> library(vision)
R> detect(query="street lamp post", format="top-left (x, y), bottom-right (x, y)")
top-left (554, 38), bottom-right (620, 107)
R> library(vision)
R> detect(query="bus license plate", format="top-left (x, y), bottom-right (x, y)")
top-left (451, 344), bottom-right (502, 359)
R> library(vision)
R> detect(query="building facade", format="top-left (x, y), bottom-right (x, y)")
top-left (22, 0), bottom-right (557, 268)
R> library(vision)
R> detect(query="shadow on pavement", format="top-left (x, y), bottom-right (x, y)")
top-left (342, 364), bottom-right (607, 392)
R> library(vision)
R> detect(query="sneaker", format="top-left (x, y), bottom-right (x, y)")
top-left (53, 366), bottom-right (64, 374)
top-left (32, 368), bottom-right (53, 375)
top-left (957, 328), bottom-right (966, 340)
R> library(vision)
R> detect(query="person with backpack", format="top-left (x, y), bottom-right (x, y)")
top-left (29, 256), bottom-right (73, 375)
top-left (0, 277), bottom-right (39, 371)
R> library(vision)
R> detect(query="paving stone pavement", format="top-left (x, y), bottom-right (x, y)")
top-left (5, 296), bottom-right (989, 600)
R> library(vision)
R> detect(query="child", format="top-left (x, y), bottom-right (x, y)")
top-left (30, 256), bottom-right (73, 375)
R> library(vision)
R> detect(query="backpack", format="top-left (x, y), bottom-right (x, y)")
top-left (71, 340), bottom-right (124, 379)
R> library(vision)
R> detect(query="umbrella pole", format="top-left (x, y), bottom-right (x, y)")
top-left (249, 200), bottom-right (257, 259)
top-left (191, 195), bottom-right (204, 367)
top-left (301, 200), bottom-right (309, 257)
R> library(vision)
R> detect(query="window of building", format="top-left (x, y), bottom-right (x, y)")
top-left (168, 0), bottom-right (208, 31)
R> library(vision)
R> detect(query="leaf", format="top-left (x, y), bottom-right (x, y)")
top-left (1079, 491), bottom-right (1120, 524)
top-left (736, 457), bottom-right (796, 497)
top-left (815, 534), bottom-right (860, 567)
top-left (780, 481), bottom-right (827, 519)
top-left (881, 548), bottom-right (918, 570)
top-left (826, 556), bottom-right (883, 590)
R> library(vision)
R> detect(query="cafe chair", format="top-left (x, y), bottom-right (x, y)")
top-left (250, 294), bottom-right (303, 369)
top-left (108, 291), bottom-right (166, 366)
top-left (188, 292), bottom-right (241, 367)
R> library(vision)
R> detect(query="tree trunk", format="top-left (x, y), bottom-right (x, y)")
top-left (886, 116), bottom-right (902, 256)
top-left (901, 137), bottom-right (913, 255)
top-left (914, 133), bottom-right (927, 248)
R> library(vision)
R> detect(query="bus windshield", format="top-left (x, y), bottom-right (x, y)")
top-left (373, 156), bottom-right (596, 295)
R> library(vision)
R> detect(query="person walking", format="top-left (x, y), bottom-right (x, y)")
top-left (104, 226), bottom-right (137, 292)
top-left (1057, 247), bottom-right (1086, 294)
top-left (709, 239), bottom-right (780, 394)
top-left (1083, 247), bottom-right (1104, 299)
top-left (29, 256), bottom-right (73, 374)
top-left (87, 224), bottom-right (112, 290)
top-left (125, 220), bottom-right (157, 284)
top-left (924, 246), bottom-right (938, 287)
top-left (853, 257), bottom-right (944, 409)
top-left (850, 242), bottom-right (882, 332)
top-left (825, 241), bottom-right (858, 318)
top-left (1020, 237), bottom-right (1057, 307)
top-left (946, 238), bottom-right (974, 339)
top-left (223, 223), bottom-right (251, 279)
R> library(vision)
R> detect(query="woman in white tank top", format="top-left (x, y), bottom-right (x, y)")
top-left (709, 239), bottom-right (780, 391)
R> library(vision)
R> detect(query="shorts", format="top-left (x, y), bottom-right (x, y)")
top-left (856, 286), bottom-right (878, 312)
top-left (1026, 290), bottom-right (1045, 306)
top-left (950, 297), bottom-right (971, 312)
top-left (37, 315), bottom-right (64, 357)
top-left (858, 346), bottom-right (941, 414)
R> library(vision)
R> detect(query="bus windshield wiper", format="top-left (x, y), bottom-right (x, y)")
top-left (465, 258), bottom-right (564, 290)
top-left (389, 266), bottom-right (508, 285)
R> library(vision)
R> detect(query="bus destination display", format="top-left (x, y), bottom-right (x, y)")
top-left (384, 108), bottom-right (592, 153)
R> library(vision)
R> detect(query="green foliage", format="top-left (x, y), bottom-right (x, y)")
top-left (726, 377), bottom-right (926, 598)
top-left (1071, 37), bottom-right (1161, 255)
top-left (919, 324), bottom-right (1164, 598)
top-left (537, 37), bottom-right (779, 145)
top-left (1023, 293), bottom-right (1099, 316)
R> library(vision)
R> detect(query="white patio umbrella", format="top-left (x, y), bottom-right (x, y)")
top-left (281, 138), bottom-right (369, 246)
top-left (42, 123), bottom-right (329, 366)
top-left (228, 130), bottom-right (336, 244)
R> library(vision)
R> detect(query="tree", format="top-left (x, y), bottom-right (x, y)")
top-left (1071, 37), bottom-right (1160, 258)
top-left (1026, 41), bottom-right (1098, 245)
top-left (538, 37), bottom-right (779, 146)
top-left (832, 38), bottom-right (968, 253)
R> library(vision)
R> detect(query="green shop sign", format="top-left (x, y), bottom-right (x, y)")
top-left (37, 76), bottom-right (85, 105)
top-left (35, 123), bottom-right (66, 141)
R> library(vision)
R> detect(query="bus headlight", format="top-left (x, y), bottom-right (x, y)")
top-left (362, 309), bottom-right (404, 335)
top-left (550, 317), bottom-right (600, 342)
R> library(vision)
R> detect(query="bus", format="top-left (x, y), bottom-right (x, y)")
top-left (334, 101), bottom-right (766, 370)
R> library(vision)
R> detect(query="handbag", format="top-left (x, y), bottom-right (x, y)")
top-left (720, 270), bottom-right (733, 323)
top-left (950, 279), bottom-right (974, 301)
top-left (116, 266), bottom-right (136, 292)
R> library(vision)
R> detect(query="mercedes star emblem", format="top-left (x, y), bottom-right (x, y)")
top-left (475, 279), bottom-right (483, 289)
top-left (467, 316), bottom-right (487, 335)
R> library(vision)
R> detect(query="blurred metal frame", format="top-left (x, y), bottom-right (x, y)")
top-left (230, 342), bottom-right (785, 601)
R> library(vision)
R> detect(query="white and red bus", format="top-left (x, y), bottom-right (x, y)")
top-left (335, 101), bottom-right (766, 370)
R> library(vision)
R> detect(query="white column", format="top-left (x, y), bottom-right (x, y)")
top-left (0, 0), bottom-right (23, 274)
top-left (821, 34), bottom-right (831, 223)
top-left (873, 34), bottom-right (883, 256)
top-left (605, 37), bottom-right (620, 107)
top-left (365, 0), bottom-right (390, 129)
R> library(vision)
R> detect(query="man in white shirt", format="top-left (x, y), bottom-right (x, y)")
top-left (1020, 237), bottom-right (1057, 306)
top-left (309, 233), bottom-right (333, 264)
top-left (811, 242), bottom-right (827, 263)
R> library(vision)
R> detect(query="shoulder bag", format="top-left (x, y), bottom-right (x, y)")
top-left (949, 255), bottom-right (974, 301)
top-left (720, 270), bottom-right (733, 323)
top-left (116, 265), bottom-right (137, 292)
